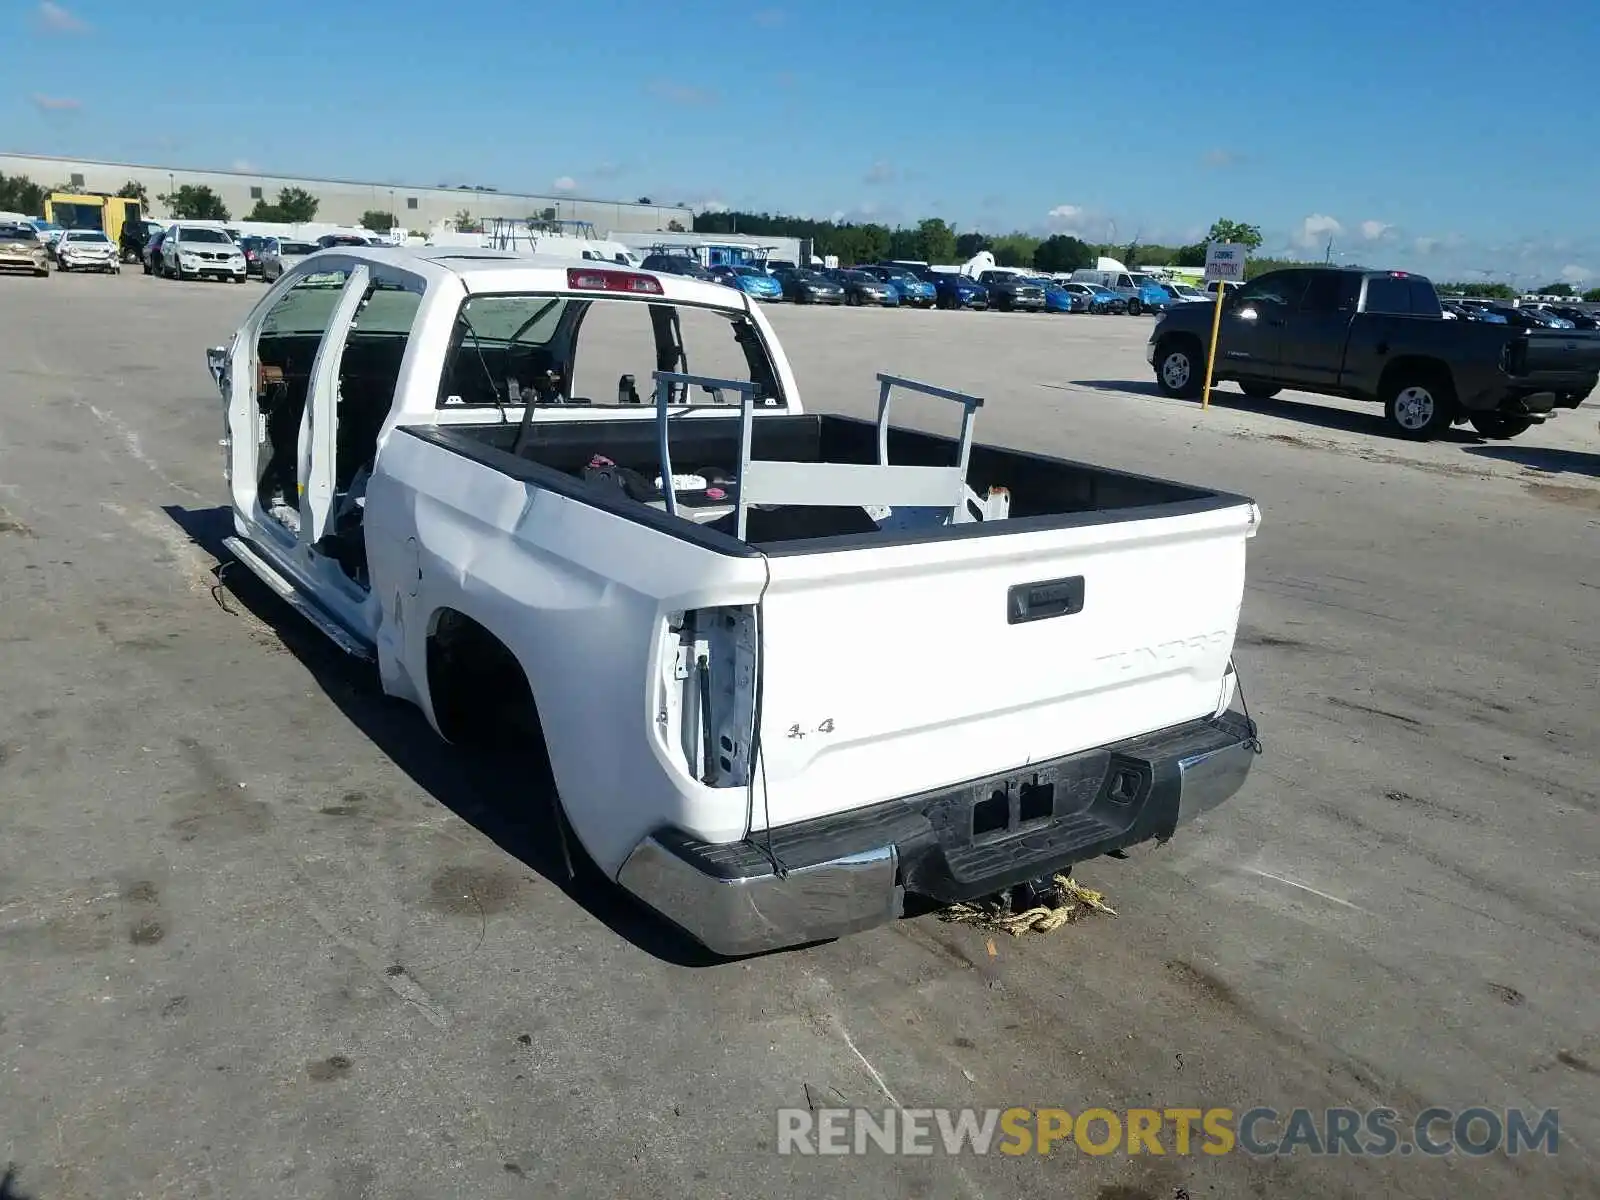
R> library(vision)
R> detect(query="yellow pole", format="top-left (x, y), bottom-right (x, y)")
top-left (1201, 280), bottom-right (1227, 411)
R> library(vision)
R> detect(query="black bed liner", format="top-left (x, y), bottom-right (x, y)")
top-left (399, 414), bottom-right (1251, 557)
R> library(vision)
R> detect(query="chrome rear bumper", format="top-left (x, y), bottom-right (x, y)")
top-left (617, 839), bottom-right (901, 957)
top-left (619, 711), bottom-right (1257, 956)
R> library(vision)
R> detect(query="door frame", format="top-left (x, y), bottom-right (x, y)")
top-left (225, 258), bottom-right (377, 644)
top-left (300, 265), bottom-right (372, 548)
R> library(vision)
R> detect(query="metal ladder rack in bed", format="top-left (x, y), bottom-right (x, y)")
top-left (652, 371), bottom-right (999, 540)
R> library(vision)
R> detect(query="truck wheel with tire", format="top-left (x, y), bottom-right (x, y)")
top-left (1154, 337), bottom-right (1204, 399)
top-left (1381, 371), bottom-right (1457, 440)
top-left (1241, 382), bottom-right (1280, 399)
top-left (1127, 299), bottom-right (1143, 316)
top-left (1469, 413), bottom-right (1533, 439)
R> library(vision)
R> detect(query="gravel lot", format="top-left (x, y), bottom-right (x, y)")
top-left (2, 270), bottom-right (1597, 1200)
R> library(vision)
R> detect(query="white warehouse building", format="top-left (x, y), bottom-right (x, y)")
top-left (0, 151), bottom-right (687, 234)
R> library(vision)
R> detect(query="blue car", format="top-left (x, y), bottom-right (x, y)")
top-left (1029, 276), bottom-right (1084, 313)
top-left (1063, 282), bottom-right (1126, 314)
top-left (1135, 279), bottom-right (1175, 313)
top-left (864, 266), bottom-right (937, 308)
top-left (933, 273), bottom-right (989, 310)
top-left (708, 263), bottom-right (783, 301)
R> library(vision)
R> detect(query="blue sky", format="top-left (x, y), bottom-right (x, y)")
top-left (11, 0), bottom-right (1598, 286)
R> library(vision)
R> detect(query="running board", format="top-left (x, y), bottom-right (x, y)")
top-left (223, 536), bottom-right (374, 660)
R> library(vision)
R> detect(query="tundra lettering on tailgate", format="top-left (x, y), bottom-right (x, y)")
top-left (1094, 630), bottom-right (1233, 674)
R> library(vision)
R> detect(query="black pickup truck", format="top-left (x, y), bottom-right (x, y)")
top-left (1147, 266), bottom-right (1600, 439)
top-left (978, 270), bottom-right (1046, 312)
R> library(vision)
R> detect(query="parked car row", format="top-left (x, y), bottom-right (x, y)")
top-left (137, 226), bottom-right (339, 283)
top-left (1441, 297), bottom-right (1600, 329)
top-left (0, 222), bottom-right (134, 277)
top-left (634, 251), bottom-right (1204, 315)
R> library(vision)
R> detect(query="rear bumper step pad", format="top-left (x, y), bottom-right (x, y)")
top-left (617, 711), bottom-right (1258, 955)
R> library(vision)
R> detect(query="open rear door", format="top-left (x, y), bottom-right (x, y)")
top-left (298, 264), bottom-right (370, 546)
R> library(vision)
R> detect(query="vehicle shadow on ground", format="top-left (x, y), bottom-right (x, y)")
top-left (1463, 444), bottom-right (1600, 478)
top-left (1066, 380), bottom-right (1484, 442)
top-left (162, 504), bottom-right (725, 969)
top-left (1050, 380), bottom-right (1168, 399)
top-left (1, 1166), bottom-right (35, 1200)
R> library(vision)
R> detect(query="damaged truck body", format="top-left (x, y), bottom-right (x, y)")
top-left (206, 246), bottom-right (1262, 955)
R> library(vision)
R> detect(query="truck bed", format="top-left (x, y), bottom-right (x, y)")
top-left (403, 414), bottom-right (1249, 553)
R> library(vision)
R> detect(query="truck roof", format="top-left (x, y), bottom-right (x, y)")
top-left (305, 244), bottom-right (748, 308)
top-left (1291, 265), bottom-right (1431, 279)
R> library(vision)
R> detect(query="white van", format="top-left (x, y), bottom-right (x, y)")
top-left (1070, 268), bottom-right (1156, 292)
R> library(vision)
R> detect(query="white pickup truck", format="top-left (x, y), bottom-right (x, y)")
top-left (205, 247), bottom-right (1262, 955)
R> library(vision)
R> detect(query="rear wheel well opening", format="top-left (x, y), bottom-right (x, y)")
top-left (425, 607), bottom-right (583, 882)
top-left (426, 607), bottom-right (543, 754)
top-left (1378, 356), bottom-right (1455, 401)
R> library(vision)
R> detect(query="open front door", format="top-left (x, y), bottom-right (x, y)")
top-left (299, 264), bottom-right (370, 546)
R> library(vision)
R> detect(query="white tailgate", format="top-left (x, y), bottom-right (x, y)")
top-left (753, 504), bottom-right (1254, 829)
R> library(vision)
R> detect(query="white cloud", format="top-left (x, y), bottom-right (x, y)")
top-left (829, 209), bottom-right (847, 223)
top-left (833, 201), bottom-right (895, 225)
top-left (1559, 264), bottom-right (1591, 284)
top-left (1295, 213), bottom-right (1343, 249)
top-left (687, 198), bottom-right (727, 214)
top-left (37, 1), bottom-right (89, 32)
top-left (1045, 204), bottom-right (1097, 236)
top-left (30, 93), bottom-right (81, 112)
top-left (1412, 236), bottom-right (1439, 255)
top-left (862, 160), bottom-right (895, 186)
top-left (1359, 220), bottom-right (1393, 241)
top-left (1201, 149), bottom-right (1243, 168)
top-left (552, 176), bottom-right (577, 193)
top-left (231, 158), bottom-right (257, 173)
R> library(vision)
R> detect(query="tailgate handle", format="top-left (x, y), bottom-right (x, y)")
top-left (1008, 576), bottom-right (1085, 624)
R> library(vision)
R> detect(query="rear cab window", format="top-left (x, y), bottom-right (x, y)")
top-left (1362, 274), bottom-right (1442, 316)
top-left (438, 292), bottom-right (783, 411)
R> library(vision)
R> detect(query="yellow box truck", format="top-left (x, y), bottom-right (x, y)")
top-left (44, 193), bottom-right (149, 263)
